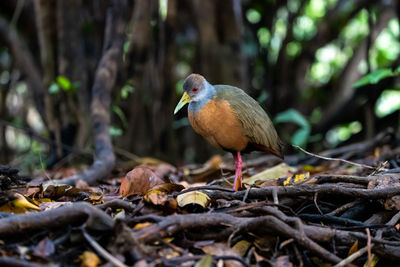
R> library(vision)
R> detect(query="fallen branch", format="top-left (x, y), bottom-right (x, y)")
top-left (0, 257), bottom-right (55, 267)
top-left (0, 202), bottom-right (113, 237)
top-left (333, 245), bottom-right (371, 267)
top-left (82, 228), bottom-right (127, 267)
top-left (133, 213), bottom-right (343, 264)
top-left (207, 184), bottom-right (400, 200)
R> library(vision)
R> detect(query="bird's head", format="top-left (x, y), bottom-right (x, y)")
top-left (174, 74), bottom-right (212, 114)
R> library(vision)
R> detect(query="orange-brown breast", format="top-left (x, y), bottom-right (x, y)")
top-left (188, 98), bottom-right (248, 152)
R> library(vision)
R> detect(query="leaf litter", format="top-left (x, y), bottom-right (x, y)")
top-left (0, 130), bottom-right (400, 266)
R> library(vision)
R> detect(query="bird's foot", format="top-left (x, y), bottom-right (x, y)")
top-left (233, 173), bottom-right (242, 191)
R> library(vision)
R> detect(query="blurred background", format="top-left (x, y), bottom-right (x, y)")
top-left (0, 0), bottom-right (399, 173)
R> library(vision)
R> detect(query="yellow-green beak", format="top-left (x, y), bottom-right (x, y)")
top-left (174, 92), bottom-right (191, 114)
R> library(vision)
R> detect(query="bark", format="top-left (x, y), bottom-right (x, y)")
top-left (0, 17), bottom-right (45, 121)
top-left (56, 0), bottom-right (127, 185)
top-left (56, 0), bottom-right (91, 149)
top-left (34, 0), bottom-right (62, 157)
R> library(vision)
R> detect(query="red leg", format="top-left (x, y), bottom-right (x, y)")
top-left (232, 151), bottom-right (242, 191)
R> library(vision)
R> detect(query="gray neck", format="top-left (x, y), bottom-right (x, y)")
top-left (188, 82), bottom-right (216, 114)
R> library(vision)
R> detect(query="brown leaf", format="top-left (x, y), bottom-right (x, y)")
top-left (272, 255), bottom-right (293, 267)
top-left (201, 243), bottom-right (242, 267)
top-left (348, 240), bottom-right (359, 256)
top-left (145, 190), bottom-right (168, 205)
top-left (33, 237), bottom-right (55, 258)
top-left (119, 167), bottom-right (165, 197)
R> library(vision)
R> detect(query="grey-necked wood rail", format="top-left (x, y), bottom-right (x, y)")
top-left (174, 74), bottom-right (283, 190)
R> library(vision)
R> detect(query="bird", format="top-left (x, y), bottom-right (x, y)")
top-left (174, 73), bottom-right (283, 191)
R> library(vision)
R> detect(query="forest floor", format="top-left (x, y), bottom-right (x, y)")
top-left (0, 128), bottom-right (400, 267)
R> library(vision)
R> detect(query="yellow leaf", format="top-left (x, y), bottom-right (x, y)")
top-left (177, 191), bottom-right (210, 208)
top-left (133, 222), bottom-right (153, 230)
top-left (195, 254), bottom-right (213, 267)
top-left (243, 163), bottom-right (297, 185)
top-left (348, 240), bottom-right (358, 256)
top-left (79, 251), bottom-right (100, 267)
top-left (281, 172), bottom-right (310, 186)
top-left (232, 240), bottom-right (251, 257)
top-left (363, 254), bottom-right (379, 267)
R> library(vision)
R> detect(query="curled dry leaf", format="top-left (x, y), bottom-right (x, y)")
top-left (0, 192), bottom-right (40, 213)
top-left (144, 183), bottom-right (183, 207)
top-left (120, 167), bottom-right (165, 197)
top-left (177, 191), bottom-right (210, 208)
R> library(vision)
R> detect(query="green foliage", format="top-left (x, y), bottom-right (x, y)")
top-left (112, 105), bottom-right (128, 128)
top-left (375, 89), bottom-right (400, 118)
top-left (19, 140), bottom-right (47, 173)
top-left (326, 121), bottom-right (362, 147)
top-left (256, 91), bottom-right (269, 103)
top-left (246, 9), bottom-right (261, 24)
top-left (352, 68), bottom-right (399, 88)
top-left (120, 83), bottom-right (134, 99)
top-left (257, 28), bottom-right (271, 48)
top-left (109, 126), bottom-right (123, 137)
top-left (274, 109), bottom-right (311, 147)
top-left (49, 76), bottom-right (79, 94)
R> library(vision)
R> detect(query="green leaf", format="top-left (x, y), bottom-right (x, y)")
top-left (274, 109), bottom-right (309, 128)
top-left (395, 66), bottom-right (400, 74)
top-left (274, 109), bottom-right (311, 147)
top-left (109, 126), bottom-right (123, 137)
top-left (291, 127), bottom-right (310, 147)
top-left (352, 69), bottom-right (394, 88)
top-left (112, 105), bottom-right (128, 128)
top-left (56, 76), bottom-right (72, 90)
top-left (120, 84), bottom-right (134, 99)
top-left (49, 83), bottom-right (60, 94)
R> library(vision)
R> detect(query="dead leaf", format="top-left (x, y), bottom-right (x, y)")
top-left (232, 240), bottom-right (251, 257)
top-left (0, 192), bottom-right (40, 213)
top-left (363, 253), bottom-right (379, 267)
top-left (33, 237), bottom-right (55, 258)
top-left (133, 222), bottom-right (153, 230)
top-left (79, 251), bottom-right (101, 267)
top-left (149, 183), bottom-right (185, 194)
top-left (75, 179), bottom-right (90, 189)
top-left (348, 240), bottom-right (359, 256)
top-left (195, 254), bottom-right (213, 267)
top-left (145, 190), bottom-right (168, 205)
top-left (369, 174), bottom-right (400, 210)
top-left (177, 191), bottom-right (210, 208)
top-left (158, 248), bottom-right (180, 259)
top-left (201, 243), bottom-right (242, 267)
top-left (243, 163), bottom-right (297, 185)
top-left (271, 255), bottom-right (293, 267)
top-left (282, 172), bottom-right (310, 186)
top-left (120, 167), bottom-right (164, 197)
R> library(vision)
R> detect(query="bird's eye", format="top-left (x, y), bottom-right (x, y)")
top-left (192, 87), bottom-right (199, 92)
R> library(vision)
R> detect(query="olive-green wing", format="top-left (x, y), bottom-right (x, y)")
top-left (215, 85), bottom-right (283, 157)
